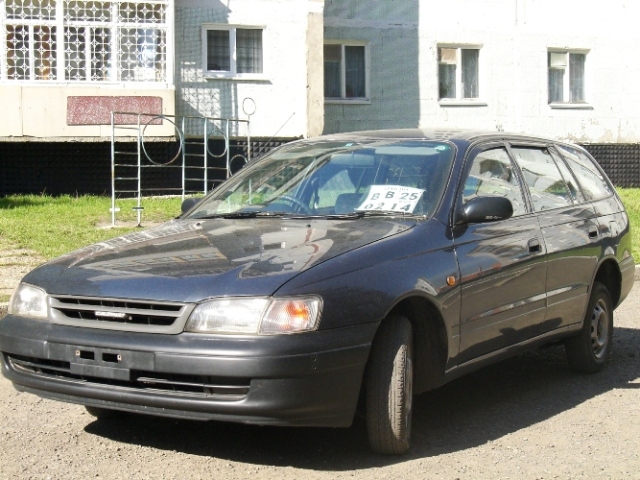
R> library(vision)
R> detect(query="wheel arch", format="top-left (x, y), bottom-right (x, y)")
top-left (593, 258), bottom-right (622, 308)
top-left (384, 295), bottom-right (449, 394)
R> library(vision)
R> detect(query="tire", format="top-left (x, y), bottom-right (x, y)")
top-left (565, 282), bottom-right (613, 373)
top-left (366, 315), bottom-right (414, 455)
top-left (84, 405), bottom-right (124, 420)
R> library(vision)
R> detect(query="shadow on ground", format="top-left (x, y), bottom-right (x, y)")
top-left (84, 327), bottom-right (640, 471)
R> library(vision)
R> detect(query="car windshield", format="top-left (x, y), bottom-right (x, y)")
top-left (185, 139), bottom-right (456, 219)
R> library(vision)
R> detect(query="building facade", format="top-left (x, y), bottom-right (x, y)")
top-left (2, 0), bottom-right (640, 194)
top-left (323, 0), bottom-right (640, 145)
top-left (0, 0), bottom-right (324, 194)
top-left (0, 0), bottom-right (176, 138)
top-left (174, 0), bottom-right (324, 139)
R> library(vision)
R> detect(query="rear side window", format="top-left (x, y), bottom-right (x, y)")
top-left (557, 146), bottom-right (613, 201)
top-left (550, 149), bottom-right (585, 203)
top-left (510, 147), bottom-right (573, 211)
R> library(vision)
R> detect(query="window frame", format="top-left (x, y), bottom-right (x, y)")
top-left (323, 40), bottom-right (370, 104)
top-left (547, 49), bottom-right (591, 109)
top-left (437, 44), bottom-right (486, 106)
top-left (201, 24), bottom-right (266, 81)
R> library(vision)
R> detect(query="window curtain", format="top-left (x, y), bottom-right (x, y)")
top-left (548, 52), bottom-right (567, 103)
top-left (569, 53), bottom-right (585, 103)
top-left (461, 49), bottom-right (479, 98)
top-left (345, 46), bottom-right (365, 98)
top-left (236, 28), bottom-right (262, 74)
top-left (324, 44), bottom-right (341, 97)
top-left (207, 30), bottom-right (230, 71)
top-left (548, 68), bottom-right (564, 102)
top-left (438, 64), bottom-right (456, 99)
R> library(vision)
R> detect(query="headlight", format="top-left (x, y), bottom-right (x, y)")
top-left (186, 298), bottom-right (268, 334)
top-left (185, 296), bottom-right (322, 335)
top-left (9, 283), bottom-right (48, 319)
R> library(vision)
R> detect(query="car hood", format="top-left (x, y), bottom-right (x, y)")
top-left (24, 217), bottom-right (416, 302)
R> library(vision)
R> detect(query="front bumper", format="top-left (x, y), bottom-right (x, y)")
top-left (0, 315), bottom-right (376, 427)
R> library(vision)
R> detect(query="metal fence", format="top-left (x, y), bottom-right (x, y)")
top-left (110, 112), bottom-right (251, 226)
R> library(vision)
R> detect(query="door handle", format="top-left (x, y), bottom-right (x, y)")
top-left (528, 238), bottom-right (541, 254)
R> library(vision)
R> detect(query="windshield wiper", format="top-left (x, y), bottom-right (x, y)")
top-left (191, 210), bottom-right (423, 220)
top-left (358, 210), bottom-right (423, 218)
top-left (221, 211), bottom-right (294, 219)
top-left (308, 210), bottom-right (424, 220)
top-left (191, 211), bottom-right (291, 220)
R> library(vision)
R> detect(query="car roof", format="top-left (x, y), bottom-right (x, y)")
top-left (314, 128), bottom-right (571, 146)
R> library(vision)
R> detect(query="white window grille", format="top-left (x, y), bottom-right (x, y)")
top-left (548, 50), bottom-right (587, 104)
top-left (0, 0), bottom-right (170, 82)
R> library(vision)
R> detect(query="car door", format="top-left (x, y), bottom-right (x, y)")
top-left (508, 143), bottom-right (599, 329)
top-left (453, 143), bottom-right (548, 365)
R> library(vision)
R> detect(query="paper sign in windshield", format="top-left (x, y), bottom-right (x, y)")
top-left (356, 185), bottom-right (425, 213)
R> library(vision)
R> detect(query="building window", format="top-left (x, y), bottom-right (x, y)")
top-left (0, 0), bottom-right (170, 83)
top-left (438, 47), bottom-right (480, 100)
top-left (324, 43), bottom-right (368, 101)
top-left (548, 51), bottom-right (587, 104)
top-left (203, 26), bottom-right (264, 78)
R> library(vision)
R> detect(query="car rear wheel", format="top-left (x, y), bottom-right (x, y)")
top-left (564, 282), bottom-right (613, 373)
top-left (366, 315), bottom-right (414, 455)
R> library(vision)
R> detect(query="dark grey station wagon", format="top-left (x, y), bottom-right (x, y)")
top-left (0, 129), bottom-right (634, 454)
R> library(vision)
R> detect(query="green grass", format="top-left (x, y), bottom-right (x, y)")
top-left (0, 195), bottom-right (183, 259)
top-left (616, 188), bottom-right (640, 261)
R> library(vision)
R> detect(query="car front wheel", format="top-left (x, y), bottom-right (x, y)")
top-left (366, 315), bottom-right (414, 454)
top-left (565, 281), bottom-right (613, 373)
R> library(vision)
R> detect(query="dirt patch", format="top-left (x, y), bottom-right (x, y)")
top-left (0, 245), bottom-right (44, 307)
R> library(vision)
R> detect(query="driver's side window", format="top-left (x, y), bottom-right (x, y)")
top-left (463, 147), bottom-right (527, 217)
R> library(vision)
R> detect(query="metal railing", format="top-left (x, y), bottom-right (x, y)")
top-left (110, 111), bottom-right (252, 226)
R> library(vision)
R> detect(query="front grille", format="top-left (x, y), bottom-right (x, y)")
top-left (49, 295), bottom-right (193, 334)
top-left (6, 354), bottom-right (250, 399)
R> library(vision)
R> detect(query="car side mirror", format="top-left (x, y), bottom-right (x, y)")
top-left (181, 197), bottom-right (201, 215)
top-left (455, 196), bottom-right (513, 225)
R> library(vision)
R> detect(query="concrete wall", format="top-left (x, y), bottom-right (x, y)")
top-left (175, 0), bottom-right (324, 138)
top-left (324, 0), bottom-right (640, 144)
top-left (324, 0), bottom-right (420, 134)
top-left (306, 2), bottom-right (325, 138)
top-left (0, 86), bottom-right (176, 140)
